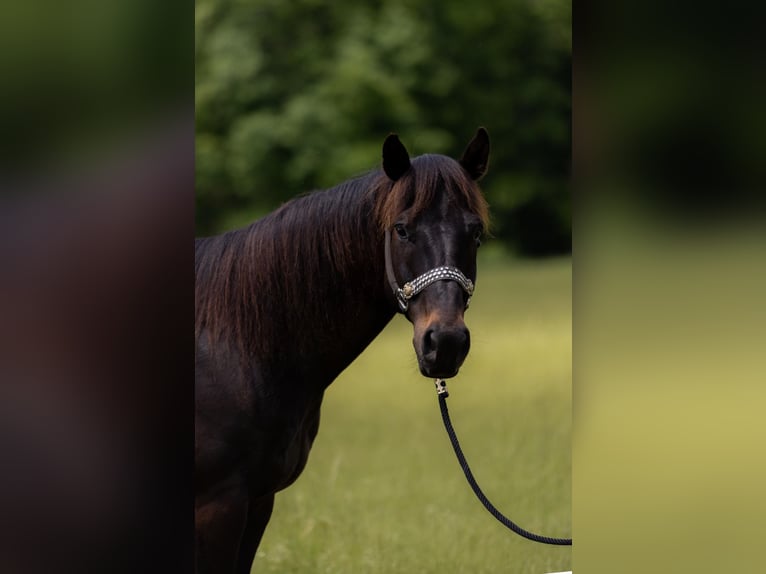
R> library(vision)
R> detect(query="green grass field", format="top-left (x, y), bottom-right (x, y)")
top-left (254, 253), bottom-right (572, 573)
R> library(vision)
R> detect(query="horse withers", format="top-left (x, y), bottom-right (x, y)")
top-left (195, 128), bottom-right (490, 573)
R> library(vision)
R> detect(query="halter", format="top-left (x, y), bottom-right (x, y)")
top-left (384, 228), bottom-right (475, 313)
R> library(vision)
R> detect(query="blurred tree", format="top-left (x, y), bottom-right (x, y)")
top-left (195, 0), bottom-right (570, 255)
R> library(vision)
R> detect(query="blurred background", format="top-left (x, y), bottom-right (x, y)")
top-left (575, 2), bottom-right (766, 572)
top-left (195, 0), bottom-right (571, 257)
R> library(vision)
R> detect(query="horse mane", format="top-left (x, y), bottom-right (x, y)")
top-left (195, 154), bottom-right (489, 368)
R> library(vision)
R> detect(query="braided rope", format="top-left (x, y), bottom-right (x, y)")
top-left (436, 381), bottom-right (572, 546)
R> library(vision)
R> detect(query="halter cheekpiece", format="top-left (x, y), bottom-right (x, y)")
top-left (384, 228), bottom-right (475, 313)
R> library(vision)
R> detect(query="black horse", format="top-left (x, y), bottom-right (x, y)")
top-left (195, 128), bottom-right (490, 573)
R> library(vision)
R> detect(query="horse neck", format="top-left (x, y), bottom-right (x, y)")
top-left (250, 183), bottom-right (396, 387)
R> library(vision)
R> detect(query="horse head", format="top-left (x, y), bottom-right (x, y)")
top-left (379, 128), bottom-right (490, 379)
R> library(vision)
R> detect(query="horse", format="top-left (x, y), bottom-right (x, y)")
top-left (194, 128), bottom-right (490, 573)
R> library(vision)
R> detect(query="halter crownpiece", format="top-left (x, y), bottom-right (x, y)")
top-left (384, 229), bottom-right (475, 313)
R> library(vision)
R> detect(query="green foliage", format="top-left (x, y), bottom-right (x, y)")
top-left (196, 0), bottom-right (571, 255)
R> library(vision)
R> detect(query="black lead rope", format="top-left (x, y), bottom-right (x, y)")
top-left (434, 379), bottom-right (572, 546)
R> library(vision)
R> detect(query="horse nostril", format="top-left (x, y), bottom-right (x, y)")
top-left (423, 329), bottom-right (436, 356)
top-left (421, 327), bottom-right (470, 360)
top-left (417, 325), bottom-right (471, 378)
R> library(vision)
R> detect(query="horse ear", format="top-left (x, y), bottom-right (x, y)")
top-left (459, 127), bottom-right (490, 181)
top-left (382, 134), bottom-right (411, 181)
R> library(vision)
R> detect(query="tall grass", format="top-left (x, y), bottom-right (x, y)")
top-left (254, 253), bottom-right (572, 573)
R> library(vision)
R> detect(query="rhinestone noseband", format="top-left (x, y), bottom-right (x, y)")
top-left (384, 229), bottom-right (475, 313)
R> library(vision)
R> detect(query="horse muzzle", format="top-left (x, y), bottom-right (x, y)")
top-left (415, 323), bottom-right (471, 379)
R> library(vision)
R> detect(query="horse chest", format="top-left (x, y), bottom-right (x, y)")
top-left (245, 398), bottom-right (323, 495)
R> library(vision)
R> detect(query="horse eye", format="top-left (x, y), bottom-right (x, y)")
top-left (394, 224), bottom-right (408, 239)
top-left (473, 229), bottom-right (483, 247)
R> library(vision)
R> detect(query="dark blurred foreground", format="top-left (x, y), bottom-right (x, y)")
top-left (0, 121), bottom-right (194, 574)
top-left (0, 1), bottom-right (193, 572)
